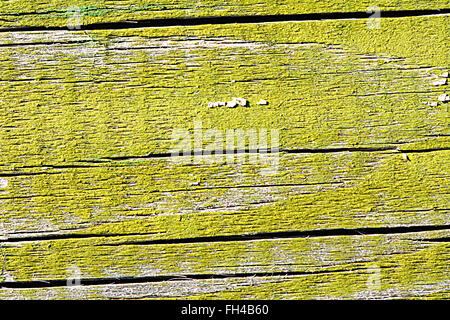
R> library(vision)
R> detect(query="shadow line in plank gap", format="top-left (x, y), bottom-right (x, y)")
top-left (0, 267), bottom-right (374, 289)
top-left (98, 224), bottom-right (450, 246)
top-left (0, 232), bottom-right (162, 244)
top-left (79, 146), bottom-right (450, 163)
top-left (0, 9), bottom-right (449, 33)
top-left (2, 225), bottom-right (448, 245)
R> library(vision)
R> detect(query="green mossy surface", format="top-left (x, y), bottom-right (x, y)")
top-left (0, 15), bottom-right (448, 299)
top-left (0, 17), bottom-right (448, 171)
top-left (0, 231), bottom-right (448, 299)
top-left (0, 151), bottom-right (448, 237)
top-left (0, 1), bottom-right (448, 28)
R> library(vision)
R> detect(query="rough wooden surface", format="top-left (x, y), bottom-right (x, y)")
top-left (0, 7), bottom-right (449, 300)
top-left (0, 1), bottom-right (449, 28)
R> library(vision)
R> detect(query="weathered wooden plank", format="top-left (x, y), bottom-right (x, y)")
top-left (2, 274), bottom-right (449, 300)
top-left (0, 1), bottom-right (448, 28)
top-left (0, 16), bottom-right (448, 173)
top-left (0, 16), bottom-right (448, 299)
top-left (0, 230), bottom-right (448, 299)
top-left (0, 151), bottom-right (448, 238)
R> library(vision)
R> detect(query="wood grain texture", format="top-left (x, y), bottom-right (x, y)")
top-left (0, 16), bottom-right (448, 172)
top-left (0, 230), bottom-right (449, 299)
top-left (0, 14), bottom-right (449, 299)
top-left (0, 151), bottom-right (449, 238)
top-left (0, 1), bottom-right (448, 28)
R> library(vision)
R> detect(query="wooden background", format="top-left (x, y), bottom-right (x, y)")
top-left (0, 1), bottom-right (448, 299)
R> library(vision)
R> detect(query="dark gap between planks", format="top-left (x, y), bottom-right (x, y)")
top-left (0, 267), bottom-right (373, 289)
top-left (1, 224), bottom-right (449, 245)
top-left (0, 9), bottom-right (449, 32)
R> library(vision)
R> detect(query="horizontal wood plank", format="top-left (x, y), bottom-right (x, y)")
top-left (0, 151), bottom-right (449, 239)
top-left (0, 16), bottom-right (448, 172)
top-left (0, 230), bottom-right (448, 299)
top-left (0, 15), bottom-right (449, 299)
top-left (0, 1), bottom-right (448, 28)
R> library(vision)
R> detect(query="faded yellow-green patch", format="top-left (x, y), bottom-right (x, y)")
top-left (0, 1), bottom-right (448, 28)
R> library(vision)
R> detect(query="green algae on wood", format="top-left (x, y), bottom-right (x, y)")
top-left (0, 231), bottom-right (448, 299)
top-left (0, 15), bottom-right (448, 300)
top-left (0, 151), bottom-right (448, 239)
top-left (0, 16), bottom-right (448, 173)
top-left (0, 0), bottom-right (449, 28)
